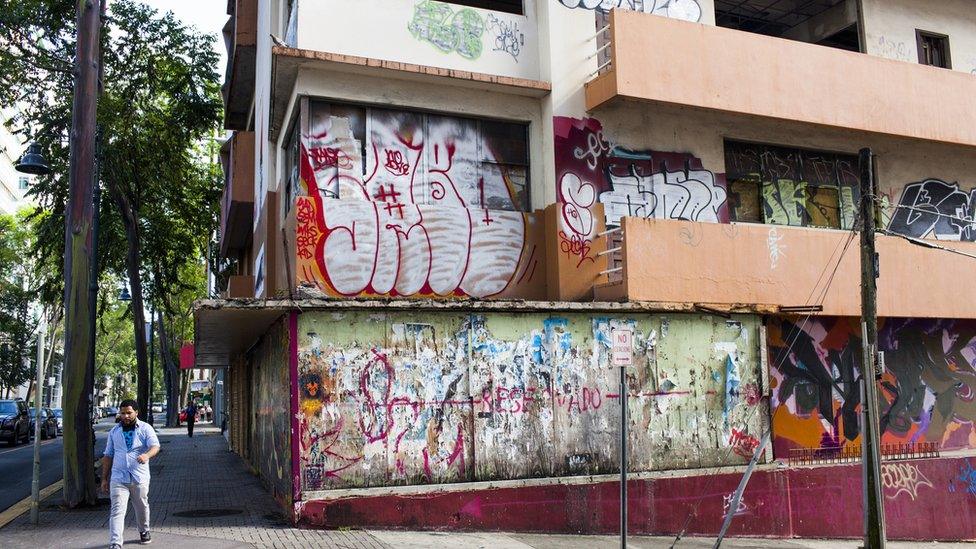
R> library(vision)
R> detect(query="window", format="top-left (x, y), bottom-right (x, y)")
top-left (724, 140), bottom-right (860, 230)
top-left (305, 100), bottom-right (530, 212)
top-left (17, 177), bottom-right (29, 190)
top-left (446, 1), bottom-right (522, 15)
top-left (916, 30), bottom-right (951, 69)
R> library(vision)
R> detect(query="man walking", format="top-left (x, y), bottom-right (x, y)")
top-left (100, 399), bottom-right (160, 548)
top-left (183, 400), bottom-right (198, 437)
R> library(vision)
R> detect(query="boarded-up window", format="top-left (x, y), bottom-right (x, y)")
top-left (724, 140), bottom-right (859, 230)
top-left (306, 100), bottom-right (530, 212)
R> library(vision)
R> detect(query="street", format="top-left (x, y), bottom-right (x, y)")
top-left (0, 416), bottom-right (143, 514)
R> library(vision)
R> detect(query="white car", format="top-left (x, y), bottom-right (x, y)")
top-left (151, 404), bottom-right (163, 413)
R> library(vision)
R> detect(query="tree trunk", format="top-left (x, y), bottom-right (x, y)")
top-left (156, 309), bottom-right (181, 427)
top-left (109, 187), bottom-right (150, 420)
top-left (62, 0), bottom-right (103, 509)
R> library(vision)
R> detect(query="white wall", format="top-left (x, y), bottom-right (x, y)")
top-left (863, 0), bottom-right (976, 74)
top-left (296, 0), bottom-right (542, 81)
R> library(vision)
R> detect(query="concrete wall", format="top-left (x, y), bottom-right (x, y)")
top-left (298, 454), bottom-right (976, 541)
top-left (768, 316), bottom-right (976, 456)
top-left (294, 310), bottom-right (767, 495)
top-left (295, 0), bottom-right (542, 81)
top-left (248, 316), bottom-right (293, 509)
top-left (863, 0), bottom-right (976, 74)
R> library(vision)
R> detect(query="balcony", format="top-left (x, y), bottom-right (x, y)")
top-left (222, 0), bottom-right (257, 130)
top-left (218, 131), bottom-right (255, 259)
top-left (586, 9), bottom-right (976, 148)
top-left (597, 217), bottom-right (976, 319)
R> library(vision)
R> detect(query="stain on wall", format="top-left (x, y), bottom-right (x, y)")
top-left (296, 311), bottom-right (766, 492)
top-left (768, 317), bottom-right (976, 456)
top-left (250, 317), bottom-right (293, 507)
top-left (554, 116), bottom-right (730, 238)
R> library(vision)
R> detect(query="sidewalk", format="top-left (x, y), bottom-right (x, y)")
top-left (0, 423), bottom-right (966, 548)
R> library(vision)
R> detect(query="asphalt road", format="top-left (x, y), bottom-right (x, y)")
top-left (0, 416), bottom-right (126, 513)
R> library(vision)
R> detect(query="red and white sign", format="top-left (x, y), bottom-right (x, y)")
top-left (611, 328), bottom-right (633, 367)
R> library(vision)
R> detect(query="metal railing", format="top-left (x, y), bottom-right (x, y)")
top-left (788, 442), bottom-right (940, 466)
top-left (598, 226), bottom-right (624, 283)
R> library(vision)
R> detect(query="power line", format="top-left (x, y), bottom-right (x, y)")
top-left (878, 228), bottom-right (976, 261)
top-left (890, 203), bottom-right (976, 228)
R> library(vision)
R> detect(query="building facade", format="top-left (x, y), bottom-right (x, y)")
top-left (198, 0), bottom-right (976, 539)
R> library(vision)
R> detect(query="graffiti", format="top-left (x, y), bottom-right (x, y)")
top-left (297, 312), bottom-right (764, 490)
top-left (383, 149), bottom-right (411, 176)
top-left (728, 428), bottom-right (761, 458)
top-left (297, 103), bottom-right (537, 299)
top-left (725, 142), bottom-right (859, 230)
top-left (769, 317), bottom-right (976, 456)
top-left (573, 129), bottom-right (613, 171)
top-left (743, 383), bottom-right (761, 406)
top-left (722, 493), bottom-right (750, 517)
top-left (555, 116), bottom-right (729, 230)
top-left (887, 179), bottom-right (976, 242)
top-left (559, 173), bottom-right (597, 267)
top-left (881, 463), bottom-right (933, 500)
top-left (767, 227), bottom-right (786, 270)
top-left (486, 14), bottom-right (523, 61)
top-left (877, 35), bottom-right (911, 62)
top-left (557, 0), bottom-right (702, 22)
top-left (408, 0), bottom-right (485, 60)
top-left (951, 462), bottom-right (976, 496)
top-left (308, 145), bottom-right (353, 170)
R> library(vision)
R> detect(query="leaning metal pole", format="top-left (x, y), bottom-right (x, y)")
top-left (858, 148), bottom-right (886, 548)
top-left (62, 0), bottom-right (103, 508)
top-left (30, 322), bottom-right (45, 524)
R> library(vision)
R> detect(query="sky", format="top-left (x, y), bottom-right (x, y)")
top-left (138, 0), bottom-right (228, 69)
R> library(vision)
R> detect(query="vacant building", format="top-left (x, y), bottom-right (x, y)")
top-left (197, 0), bottom-right (976, 539)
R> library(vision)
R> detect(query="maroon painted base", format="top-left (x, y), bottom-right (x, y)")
top-left (296, 456), bottom-right (976, 540)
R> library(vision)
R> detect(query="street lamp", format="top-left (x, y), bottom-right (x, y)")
top-left (15, 143), bottom-right (51, 176)
top-left (16, 142), bottom-right (50, 525)
top-left (118, 286), bottom-right (131, 301)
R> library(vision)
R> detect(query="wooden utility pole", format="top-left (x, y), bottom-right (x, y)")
top-left (62, 0), bottom-right (103, 508)
top-left (858, 148), bottom-right (886, 548)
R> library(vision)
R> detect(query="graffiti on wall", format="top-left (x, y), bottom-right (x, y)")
top-left (486, 14), bottom-right (524, 61)
top-left (408, 1), bottom-right (527, 62)
top-left (296, 312), bottom-right (764, 491)
top-left (252, 319), bottom-right (293, 506)
top-left (881, 462), bottom-right (933, 501)
top-left (296, 104), bottom-right (541, 299)
top-left (724, 141), bottom-right (860, 230)
top-left (554, 116), bottom-right (729, 235)
top-left (887, 179), bottom-right (976, 242)
top-left (768, 317), bottom-right (976, 457)
top-left (557, 0), bottom-right (702, 22)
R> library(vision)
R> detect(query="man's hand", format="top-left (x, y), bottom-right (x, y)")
top-left (137, 453), bottom-right (150, 464)
top-left (99, 480), bottom-right (109, 494)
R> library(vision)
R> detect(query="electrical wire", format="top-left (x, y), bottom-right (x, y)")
top-left (878, 228), bottom-right (976, 261)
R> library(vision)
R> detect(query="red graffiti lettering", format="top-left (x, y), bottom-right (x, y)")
top-left (729, 428), bottom-right (762, 459)
top-left (383, 149), bottom-right (410, 176)
top-left (309, 146), bottom-right (353, 171)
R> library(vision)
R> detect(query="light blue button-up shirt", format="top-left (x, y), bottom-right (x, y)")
top-left (103, 420), bottom-right (159, 484)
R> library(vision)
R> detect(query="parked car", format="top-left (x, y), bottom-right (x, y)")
top-left (151, 403), bottom-right (163, 413)
top-left (52, 408), bottom-right (63, 435)
top-left (28, 407), bottom-right (58, 439)
top-left (0, 399), bottom-right (31, 446)
top-left (103, 406), bottom-right (119, 418)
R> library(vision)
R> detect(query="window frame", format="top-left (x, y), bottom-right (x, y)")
top-left (916, 29), bottom-right (951, 69)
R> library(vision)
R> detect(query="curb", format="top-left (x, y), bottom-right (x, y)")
top-left (0, 479), bottom-right (64, 529)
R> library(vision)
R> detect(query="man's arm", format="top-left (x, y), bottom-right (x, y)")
top-left (100, 455), bottom-right (112, 491)
top-left (137, 427), bottom-right (161, 464)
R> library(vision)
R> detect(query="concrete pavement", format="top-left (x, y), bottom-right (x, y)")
top-left (0, 423), bottom-right (969, 548)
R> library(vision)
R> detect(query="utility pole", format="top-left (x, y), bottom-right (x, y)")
top-left (30, 322), bottom-right (45, 524)
top-left (62, 0), bottom-right (104, 508)
top-left (858, 148), bottom-right (886, 548)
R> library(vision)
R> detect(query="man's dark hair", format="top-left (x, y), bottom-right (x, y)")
top-left (119, 399), bottom-right (138, 411)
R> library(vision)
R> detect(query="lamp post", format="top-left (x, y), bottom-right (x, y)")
top-left (17, 142), bottom-right (51, 525)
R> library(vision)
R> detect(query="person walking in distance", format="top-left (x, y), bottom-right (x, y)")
top-left (183, 400), bottom-right (198, 437)
top-left (100, 399), bottom-right (160, 548)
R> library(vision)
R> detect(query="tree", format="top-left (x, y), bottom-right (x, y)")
top-left (0, 212), bottom-right (41, 399)
top-left (0, 0), bottom-right (222, 506)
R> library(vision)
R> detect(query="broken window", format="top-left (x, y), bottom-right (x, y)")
top-left (445, 0), bottom-right (523, 15)
top-left (724, 140), bottom-right (859, 230)
top-left (305, 100), bottom-right (530, 212)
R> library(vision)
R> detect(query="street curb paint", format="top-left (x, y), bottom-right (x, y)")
top-left (0, 479), bottom-right (63, 529)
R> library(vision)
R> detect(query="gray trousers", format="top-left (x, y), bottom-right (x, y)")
top-left (109, 481), bottom-right (150, 545)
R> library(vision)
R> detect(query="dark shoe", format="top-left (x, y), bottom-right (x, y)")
top-left (140, 530), bottom-right (152, 544)
top-left (110, 544), bottom-right (122, 549)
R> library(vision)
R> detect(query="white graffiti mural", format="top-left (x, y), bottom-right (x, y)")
top-left (557, 0), bottom-right (702, 22)
top-left (600, 155), bottom-right (728, 226)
